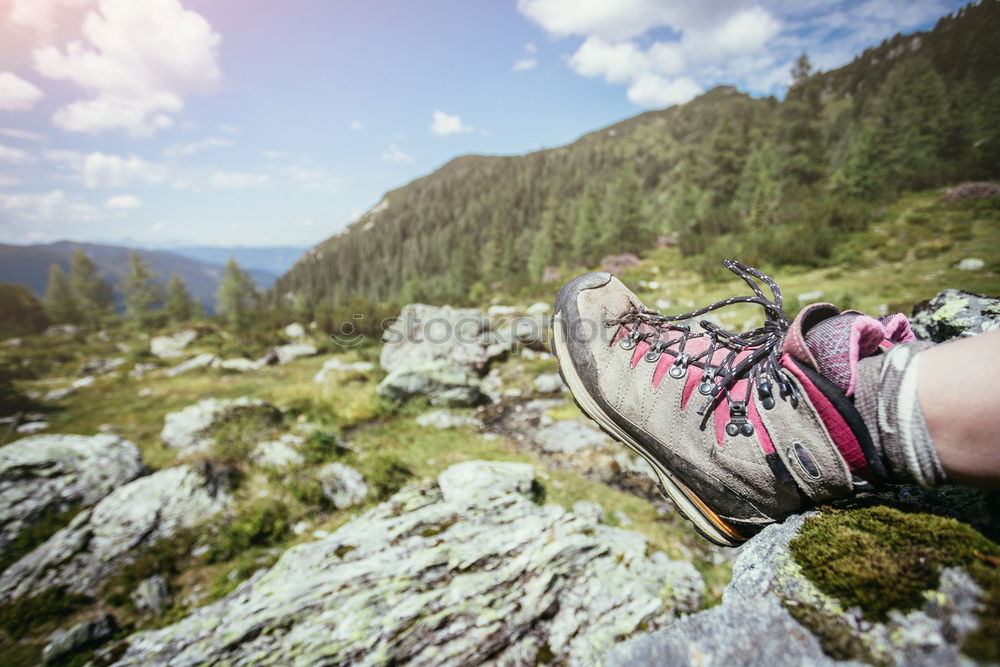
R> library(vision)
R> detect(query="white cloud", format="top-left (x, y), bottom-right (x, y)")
top-left (104, 193), bottom-right (141, 209)
top-left (208, 171), bottom-right (269, 189)
top-left (430, 110), bottom-right (473, 136)
top-left (517, 0), bottom-right (759, 42)
top-left (6, 0), bottom-right (94, 38)
top-left (0, 143), bottom-right (38, 165)
top-left (0, 127), bottom-right (47, 142)
top-left (217, 122), bottom-right (238, 134)
top-left (381, 143), bottom-right (414, 163)
top-left (513, 42), bottom-right (538, 71)
top-left (283, 166), bottom-right (342, 192)
top-left (521, 0), bottom-right (950, 108)
top-left (165, 136), bottom-right (232, 158)
top-left (0, 189), bottom-right (102, 223)
top-left (83, 152), bottom-right (166, 187)
top-left (350, 119), bottom-right (363, 131)
top-left (627, 74), bottom-right (702, 107)
top-left (150, 221), bottom-right (167, 233)
top-left (558, 6), bottom-right (781, 109)
top-left (32, 0), bottom-right (222, 136)
top-left (0, 72), bottom-right (45, 110)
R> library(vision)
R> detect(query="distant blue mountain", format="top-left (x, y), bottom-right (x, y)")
top-left (0, 241), bottom-right (278, 314)
top-left (167, 246), bottom-right (307, 277)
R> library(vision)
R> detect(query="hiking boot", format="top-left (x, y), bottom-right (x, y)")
top-left (551, 260), bottom-right (909, 546)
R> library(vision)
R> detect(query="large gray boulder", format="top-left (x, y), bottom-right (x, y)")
top-left (607, 510), bottom-right (993, 666)
top-left (910, 289), bottom-right (1000, 342)
top-left (110, 461), bottom-right (703, 666)
top-left (0, 434), bottom-right (145, 552)
top-left (0, 463), bottom-right (232, 602)
top-left (380, 304), bottom-right (507, 374)
top-left (160, 397), bottom-right (282, 457)
top-left (150, 329), bottom-right (199, 359)
top-left (377, 361), bottom-right (489, 406)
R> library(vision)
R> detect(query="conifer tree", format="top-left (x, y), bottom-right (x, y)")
top-left (601, 168), bottom-right (646, 254)
top-left (571, 183), bottom-right (604, 265)
top-left (165, 273), bottom-right (195, 323)
top-left (779, 54), bottom-right (826, 188)
top-left (69, 247), bottom-right (113, 327)
top-left (43, 264), bottom-right (80, 324)
top-left (122, 251), bottom-right (163, 329)
top-left (216, 257), bottom-right (259, 329)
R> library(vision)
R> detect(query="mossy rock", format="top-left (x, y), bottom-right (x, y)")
top-left (790, 505), bottom-right (1000, 662)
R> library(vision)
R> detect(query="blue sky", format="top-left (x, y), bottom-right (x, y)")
top-left (0, 0), bottom-right (969, 248)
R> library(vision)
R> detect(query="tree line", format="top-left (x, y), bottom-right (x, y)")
top-left (38, 248), bottom-right (260, 331)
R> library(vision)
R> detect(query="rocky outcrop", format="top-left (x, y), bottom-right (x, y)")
top-left (608, 504), bottom-right (998, 666)
top-left (911, 289), bottom-right (1000, 342)
top-left (110, 461), bottom-right (702, 666)
top-left (42, 614), bottom-right (117, 665)
top-left (380, 304), bottom-right (507, 374)
top-left (480, 399), bottom-right (657, 496)
top-left (0, 463), bottom-right (232, 602)
top-left (161, 397), bottom-right (282, 457)
top-left (377, 361), bottom-right (489, 406)
top-left (150, 329), bottom-right (199, 359)
top-left (0, 434), bottom-right (145, 551)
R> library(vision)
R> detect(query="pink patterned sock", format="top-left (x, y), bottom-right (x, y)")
top-left (804, 311), bottom-right (916, 396)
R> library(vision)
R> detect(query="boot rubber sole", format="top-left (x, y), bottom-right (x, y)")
top-left (551, 312), bottom-right (745, 547)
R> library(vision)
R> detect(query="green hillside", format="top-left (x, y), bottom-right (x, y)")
top-left (273, 0), bottom-right (999, 312)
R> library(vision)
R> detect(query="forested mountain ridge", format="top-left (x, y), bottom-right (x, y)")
top-left (273, 0), bottom-right (1000, 312)
top-left (0, 241), bottom-right (276, 314)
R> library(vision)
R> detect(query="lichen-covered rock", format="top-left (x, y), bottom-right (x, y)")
top-left (609, 506), bottom-right (999, 666)
top-left (161, 397), bottom-right (282, 456)
top-left (0, 463), bottom-right (232, 602)
top-left (283, 322), bottom-right (307, 339)
top-left (910, 289), bottom-right (1000, 342)
top-left (0, 434), bottom-right (145, 552)
top-left (480, 399), bottom-right (657, 495)
top-left (414, 409), bottom-right (475, 429)
top-left (536, 419), bottom-right (614, 454)
top-left (42, 613), bottom-right (117, 665)
top-left (380, 304), bottom-right (507, 373)
top-left (150, 329), bottom-right (199, 359)
top-left (316, 461), bottom-right (367, 509)
top-left (131, 575), bottom-right (170, 616)
top-left (274, 342), bottom-right (318, 364)
top-left (165, 352), bottom-right (219, 377)
top-left (219, 357), bottom-right (257, 372)
top-left (110, 461), bottom-right (703, 666)
top-left (377, 361), bottom-right (489, 406)
top-left (533, 372), bottom-right (564, 394)
top-left (251, 434), bottom-right (305, 469)
top-left (313, 357), bottom-right (376, 383)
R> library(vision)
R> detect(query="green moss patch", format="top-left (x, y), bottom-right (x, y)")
top-left (790, 505), bottom-right (1000, 661)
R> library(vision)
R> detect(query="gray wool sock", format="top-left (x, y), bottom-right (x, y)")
top-left (854, 341), bottom-right (948, 488)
